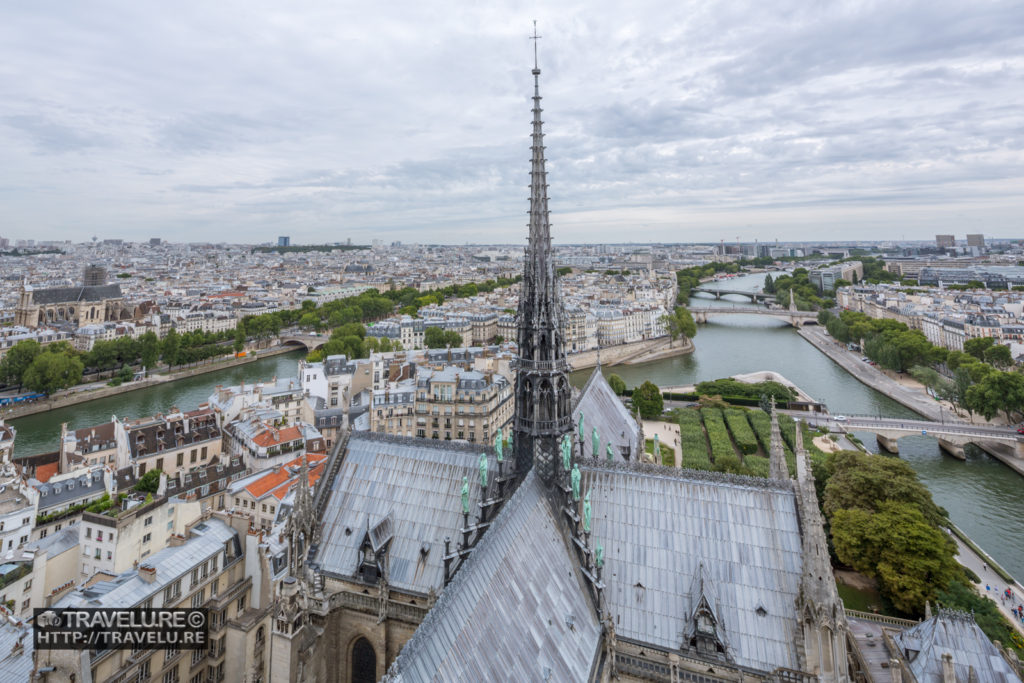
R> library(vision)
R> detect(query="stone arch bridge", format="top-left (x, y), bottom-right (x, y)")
top-left (691, 307), bottom-right (818, 328)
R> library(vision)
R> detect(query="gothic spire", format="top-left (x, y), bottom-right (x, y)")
top-left (513, 25), bottom-right (573, 485)
top-left (768, 397), bottom-right (788, 481)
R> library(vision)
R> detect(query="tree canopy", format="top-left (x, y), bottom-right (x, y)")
top-left (632, 380), bottom-right (664, 419)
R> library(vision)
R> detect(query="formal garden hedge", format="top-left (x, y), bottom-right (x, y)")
top-left (723, 408), bottom-right (758, 455)
top-left (676, 409), bottom-right (712, 470)
top-left (699, 407), bottom-right (735, 463)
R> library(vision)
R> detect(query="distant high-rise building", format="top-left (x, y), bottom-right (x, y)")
top-left (0, 237), bottom-right (8, 249)
top-left (82, 265), bottom-right (107, 287)
top-left (278, 236), bottom-right (291, 247)
top-left (149, 238), bottom-right (161, 246)
top-left (935, 234), bottom-right (955, 248)
top-left (966, 234), bottom-right (985, 248)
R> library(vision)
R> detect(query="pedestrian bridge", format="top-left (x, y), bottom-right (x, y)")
top-left (803, 414), bottom-right (1024, 458)
top-left (691, 307), bottom-right (818, 328)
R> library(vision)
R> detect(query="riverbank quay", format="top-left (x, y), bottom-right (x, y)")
top-left (949, 529), bottom-right (1024, 637)
top-left (2, 345), bottom-right (295, 420)
top-left (567, 335), bottom-right (693, 371)
top-left (798, 327), bottom-right (1024, 477)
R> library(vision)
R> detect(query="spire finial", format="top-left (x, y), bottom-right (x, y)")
top-left (530, 20), bottom-right (542, 71)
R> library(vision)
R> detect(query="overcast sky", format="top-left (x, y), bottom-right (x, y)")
top-left (2, 1), bottom-right (1022, 245)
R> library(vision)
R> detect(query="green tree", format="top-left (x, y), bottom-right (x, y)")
top-left (298, 312), bottom-right (320, 330)
top-left (964, 336), bottom-right (995, 361)
top-left (675, 307), bottom-right (697, 339)
top-left (831, 501), bottom-right (960, 614)
top-left (300, 299), bottom-right (317, 312)
top-left (763, 274), bottom-right (776, 294)
top-left (22, 352), bottom-right (84, 395)
top-left (983, 344), bottom-right (1013, 368)
top-left (161, 328), bottom-right (181, 367)
top-left (823, 451), bottom-right (947, 527)
top-left (134, 468), bottom-right (163, 493)
top-left (966, 370), bottom-right (1024, 422)
top-left (232, 325), bottom-right (245, 355)
top-left (424, 327), bottom-right (462, 349)
top-left (608, 373), bottom-right (626, 395)
top-left (492, 335), bottom-right (504, 345)
top-left (632, 380), bottom-right (664, 419)
top-left (140, 331), bottom-right (160, 371)
top-left (0, 339), bottom-right (41, 388)
top-left (117, 364), bottom-right (134, 383)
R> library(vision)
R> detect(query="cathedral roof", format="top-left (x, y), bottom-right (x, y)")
top-left (893, 608), bottom-right (1022, 683)
top-left (581, 460), bottom-right (803, 672)
top-left (313, 433), bottom-right (500, 594)
top-left (573, 366), bottom-right (639, 460)
top-left (29, 284), bottom-right (122, 305)
top-left (385, 470), bottom-right (602, 682)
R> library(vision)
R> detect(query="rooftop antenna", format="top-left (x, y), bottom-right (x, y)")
top-left (530, 20), bottom-right (542, 70)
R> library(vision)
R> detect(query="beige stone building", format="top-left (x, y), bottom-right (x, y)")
top-left (368, 366), bottom-right (513, 445)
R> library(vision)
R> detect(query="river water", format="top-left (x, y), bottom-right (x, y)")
top-left (9, 351), bottom-right (305, 458)
top-left (10, 283), bottom-right (1023, 579)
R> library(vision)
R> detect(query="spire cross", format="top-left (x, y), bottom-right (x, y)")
top-left (530, 21), bottom-right (542, 70)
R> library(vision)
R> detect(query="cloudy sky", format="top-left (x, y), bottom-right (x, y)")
top-left (2, 1), bottom-right (1022, 245)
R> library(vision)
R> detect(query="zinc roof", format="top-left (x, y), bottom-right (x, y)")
top-left (893, 609), bottom-right (1022, 683)
top-left (581, 462), bottom-right (803, 672)
top-left (386, 470), bottom-right (601, 682)
top-left (573, 366), bottom-right (638, 460)
top-left (314, 433), bottom-right (499, 594)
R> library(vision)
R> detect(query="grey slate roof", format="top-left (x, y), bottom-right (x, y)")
top-left (35, 469), bottom-right (106, 511)
top-left (581, 461), bottom-right (803, 672)
top-left (892, 609), bottom-right (1021, 683)
top-left (29, 284), bottom-right (122, 305)
top-left (313, 433), bottom-right (500, 594)
top-left (573, 366), bottom-right (639, 460)
top-left (54, 519), bottom-right (237, 609)
top-left (0, 617), bottom-right (33, 683)
top-left (386, 470), bottom-right (601, 682)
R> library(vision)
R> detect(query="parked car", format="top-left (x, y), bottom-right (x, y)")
top-left (834, 415), bottom-right (848, 422)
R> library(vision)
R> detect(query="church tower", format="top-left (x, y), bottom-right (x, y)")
top-left (513, 27), bottom-right (573, 484)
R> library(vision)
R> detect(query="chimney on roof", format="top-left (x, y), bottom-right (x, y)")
top-left (139, 564), bottom-right (157, 583)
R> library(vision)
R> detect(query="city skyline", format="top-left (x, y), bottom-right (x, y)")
top-left (2, 1), bottom-right (1023, 244)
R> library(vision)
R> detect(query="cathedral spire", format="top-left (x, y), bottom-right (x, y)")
top-left (513, 25), bottom-right (573, 484)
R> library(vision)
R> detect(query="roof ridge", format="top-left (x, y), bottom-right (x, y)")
top-left (581, 457), bottom-right (795, 492)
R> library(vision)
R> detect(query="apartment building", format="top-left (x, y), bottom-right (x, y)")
top-left (412, 367), bottom-right (512, 444)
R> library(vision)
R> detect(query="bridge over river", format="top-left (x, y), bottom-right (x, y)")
top-left (692, 286), bottom-right (776, 303)
top-left (798, 413), bottom-right (1024, 460)
top-left (691, 307), bottom-right (818, 328)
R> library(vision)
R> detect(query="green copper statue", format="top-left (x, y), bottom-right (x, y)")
top-left (592, 427), bottom-right (600, 457)
top-left (507, 431), bottom-right (513, 453)
top-left (494, 428), bottom-right (503, 462)
top-left (578, 412), bottom-right (584, 440)
top-left (571, 463), bottom-right (581, 501)
top-left (561, 433), bottom-right (572, 471)
top-left (595, 539), bottom-right (604, 569)
top-left (583, 488), bottom-right (592, 533)
top-left (479, 453), bottom-right (488, 489)
top-left (460, 476), bottom-right (469, 515)
top-left (606, 442), bottom-right (614, 461)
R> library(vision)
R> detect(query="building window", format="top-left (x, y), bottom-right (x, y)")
top-left (143, 533), bottom-right (152, 544)
top-left (236, 595), bottom-right (246, 613)
top-left (86, 527), bottom-right (92, 539)
top-left (177, 452), bottom-right (184, 467)
top-left (145, 516), bottom-right (153, 527)
top-left (201, 446), bottom-right (208, 459)
top-left (191, 588), bottom-right (205, 608)
top-left (190, 451), bottom-right (197, 463)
